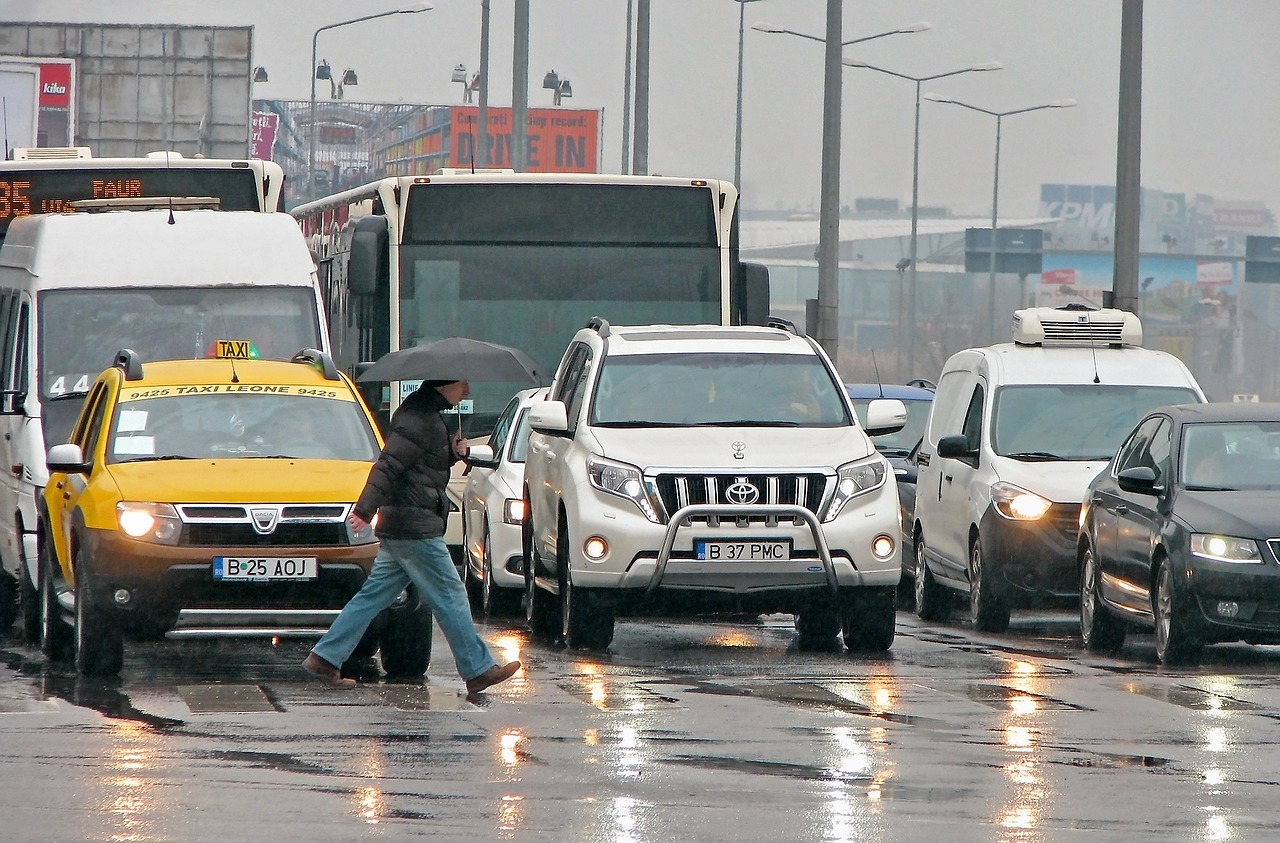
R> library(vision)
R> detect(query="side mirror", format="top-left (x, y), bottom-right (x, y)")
top-left (864, 398), bottom-right (907, 436)
top-left (1116, 465), bottom-right (1158, 495)
top-left (528, 400), bottom-right (569, 434)
top-left (894, 462), bottom-right (918, 484)
top-left (735, 262), bottom-right (771, 326)
top-left (46, 442), bottom-right (90, 474)
top-left (466, 443), bottom-right (499, 469)
top-left (936, 434), bottom-right (975, 460)
top-left (348, 215), bottom-right (389, 296)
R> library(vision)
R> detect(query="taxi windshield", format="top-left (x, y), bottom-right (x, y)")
top-left (105, 390), bottom-right (380, 464)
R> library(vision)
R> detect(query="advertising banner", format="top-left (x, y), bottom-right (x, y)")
top-left (450, 106), bottom-right (599, 173)
top-left (250, 111), bottom-right (278, 161)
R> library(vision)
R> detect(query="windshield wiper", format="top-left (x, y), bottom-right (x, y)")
top-left (45, 391), bottom-right (90, 402)
top-left (694, 420), bottom-right (801, 427)
top-left (117, 455), bottom-right (195, 463)
top-left (1004, 451), bottom-right (1065, 461)
top-left (593, 420), bottom-right (689, 428)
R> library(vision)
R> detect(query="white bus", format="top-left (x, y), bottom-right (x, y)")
top-left (0, 148), bottom-right (285, 247)
top-left (291, 171), bottom-right (769, 561)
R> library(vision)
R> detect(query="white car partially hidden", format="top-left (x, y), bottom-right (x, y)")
top-left (462, 387), bottom-right (547, 616)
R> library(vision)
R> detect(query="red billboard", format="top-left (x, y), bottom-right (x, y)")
top-left (449, 106), bottom-right (599, 173)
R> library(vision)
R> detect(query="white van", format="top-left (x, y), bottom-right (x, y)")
top-left (0, 209), bottom-right (329, 639)
top-left (908, 305), bottom-right (1205, 632)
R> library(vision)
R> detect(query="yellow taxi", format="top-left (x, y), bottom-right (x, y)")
top-left (38, 344), bottom-right (431, 677)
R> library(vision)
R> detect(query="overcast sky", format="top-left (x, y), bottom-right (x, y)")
top-left (6, 1), bottom-right (1279, 218)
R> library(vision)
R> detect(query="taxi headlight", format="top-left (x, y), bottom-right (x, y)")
top-left (991, 482), bottom-right (1052, 521)
top-left (587, 455), bottom-right (661, 523)
top-left (345, 508), bottom-right (377, 545)
top-left (823, 456), bottom-right (888, 522)
top-left (116, 502), bottom-right (182, 545)
top-left (1190, 533), bottom-right (1262, 564)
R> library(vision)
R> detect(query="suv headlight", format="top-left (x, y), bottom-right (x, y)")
top-left (1190, 533), bottom-right (1262, 564)
top-left (346, 508), bottom-right (378, 545)
top-left (587, 455), bottom-right (660, 522)
top-left (991, 482), bottom-right (1051, 521)
top-left (117, 502), bottom-right (182, 545)
top-left (823, 456), bottom-right (888, 522)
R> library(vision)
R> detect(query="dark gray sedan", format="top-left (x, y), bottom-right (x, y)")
top-left (1079, 402), bottom-right (1280, 664)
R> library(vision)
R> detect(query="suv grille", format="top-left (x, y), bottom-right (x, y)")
top-left (654, 472), bottom-right (829, 520)
top-left (175, 504), bottom-right (351, 548)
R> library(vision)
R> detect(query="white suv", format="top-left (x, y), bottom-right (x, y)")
top-left (523, 318), bottom-right (907, 651)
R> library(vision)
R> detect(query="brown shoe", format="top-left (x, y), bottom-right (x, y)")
top-left (465, 660), bottom-right (521, 694)
top-left (303, 652), bottom-right (357, 689)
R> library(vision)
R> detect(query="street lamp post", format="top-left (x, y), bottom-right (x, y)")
top-left (843, 59), bottom-right (1001, 378)
top-left (309, 3), bottom-right (431, 202)
top-left (924, 93), bottom-right (1076, 343)
top-left (732, 0), bottom-right (765, 192)
top-left (754, 14), bottom-right (929, 360)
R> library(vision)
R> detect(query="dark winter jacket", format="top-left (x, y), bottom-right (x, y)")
top-left (353, 385), bottom-right (460, 539)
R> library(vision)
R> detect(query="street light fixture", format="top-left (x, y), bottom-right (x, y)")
top-left (309, 3), bottom-right (432, 201)
top-left (844, 59), bottom-right (1001, 378)
top-left (732, 0), bottom-right (766, 193)
top-left (753, 15), bottom-right (930, 359)
top-left (924, 92), bottom-right (1076, 343)
top-left (542, 70), bottom-right (573, 105)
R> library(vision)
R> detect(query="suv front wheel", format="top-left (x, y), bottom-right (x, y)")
top-left (558, 517), bottom-right (614, 650)
top-left (524, 514), bottom-right (562, 642)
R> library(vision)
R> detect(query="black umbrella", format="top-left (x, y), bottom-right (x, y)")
top-left (356, 336), bottom-right (546, 385)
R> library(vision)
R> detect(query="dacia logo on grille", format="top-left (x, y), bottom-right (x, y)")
top-left (725, 479), bottom-right (759, 505)
top-left (251, 508), bottom-right (279, 535)
top-left (731, 441), bottom-right (746, 460)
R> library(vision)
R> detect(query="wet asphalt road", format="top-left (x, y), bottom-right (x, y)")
top-left (3, 607), bottom-right (1280, 842)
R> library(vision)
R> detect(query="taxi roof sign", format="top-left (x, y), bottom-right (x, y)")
top-left (214, 339), bottom-right (257, 359)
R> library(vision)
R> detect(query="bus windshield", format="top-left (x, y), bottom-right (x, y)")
top-left (39, 287), bottom-right (324, 398)
top-left (398, 183), bottom-right (723, 435)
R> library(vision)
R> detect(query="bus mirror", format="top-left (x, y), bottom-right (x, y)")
top-left (349, 215), bottom-right (390, 296)
top-left (737, 262), bottom-right (771, 326)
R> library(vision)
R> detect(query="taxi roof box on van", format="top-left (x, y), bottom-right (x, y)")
top-left (0, 209), bottom-right (315, 288)
top-left (910, 305), bottom-right (1206, 630)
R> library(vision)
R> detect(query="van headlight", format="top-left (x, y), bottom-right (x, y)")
top-left (117, 502), bottom-right (182, 545)
top-left (587, 455), bottom-right (660, 522)
top-left (1190, 533), bottom-right (1262, 564)
top-left (823, 456), bottom-right (887, 522)
top-left (991, 482), bottom-right (1051, 520)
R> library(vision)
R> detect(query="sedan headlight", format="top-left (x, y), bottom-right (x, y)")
top-left (991, 482), bottom-right (1051, 521)
top-left (345, 508), bottom-right (378, 545)
top-left (1190, 533), bottom-right (1262, 564)
top-left (587, 455), bottom-right (660, 522)
top-left (823, 456), bottom-right (888, 522)
top-left (503, 497), bottom-right (526, 525)
top-left (116, 502), bottom-right (182, 545)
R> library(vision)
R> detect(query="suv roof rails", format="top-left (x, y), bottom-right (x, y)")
top-left (114, 348), bottom-right (144, 381)
top-left (585, 316), bottom-right (611, 338)
top-left (291, 348), bottom-right (341, 381)
top-left (765, 316), bottom-right (801, 335)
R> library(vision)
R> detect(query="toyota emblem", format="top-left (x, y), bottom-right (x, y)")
top-left (725, 481), bottom-right (759, 505)
top-left (731, 440), bottom-right (746, 460)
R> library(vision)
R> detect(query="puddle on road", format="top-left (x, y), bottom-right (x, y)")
top-left (176, 684), bottom-right (281, 713)
top-left (1117, 681), bottom-right (1261, 712)
top-left (935, 682), bottom-right (1090, 712)
top-left (375, 684), bottom-right (475, 712)
top-left (666, 677), bottom-right (948, 726)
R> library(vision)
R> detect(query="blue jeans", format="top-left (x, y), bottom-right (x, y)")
top-left (311, 536), bottom-right (497, 682)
